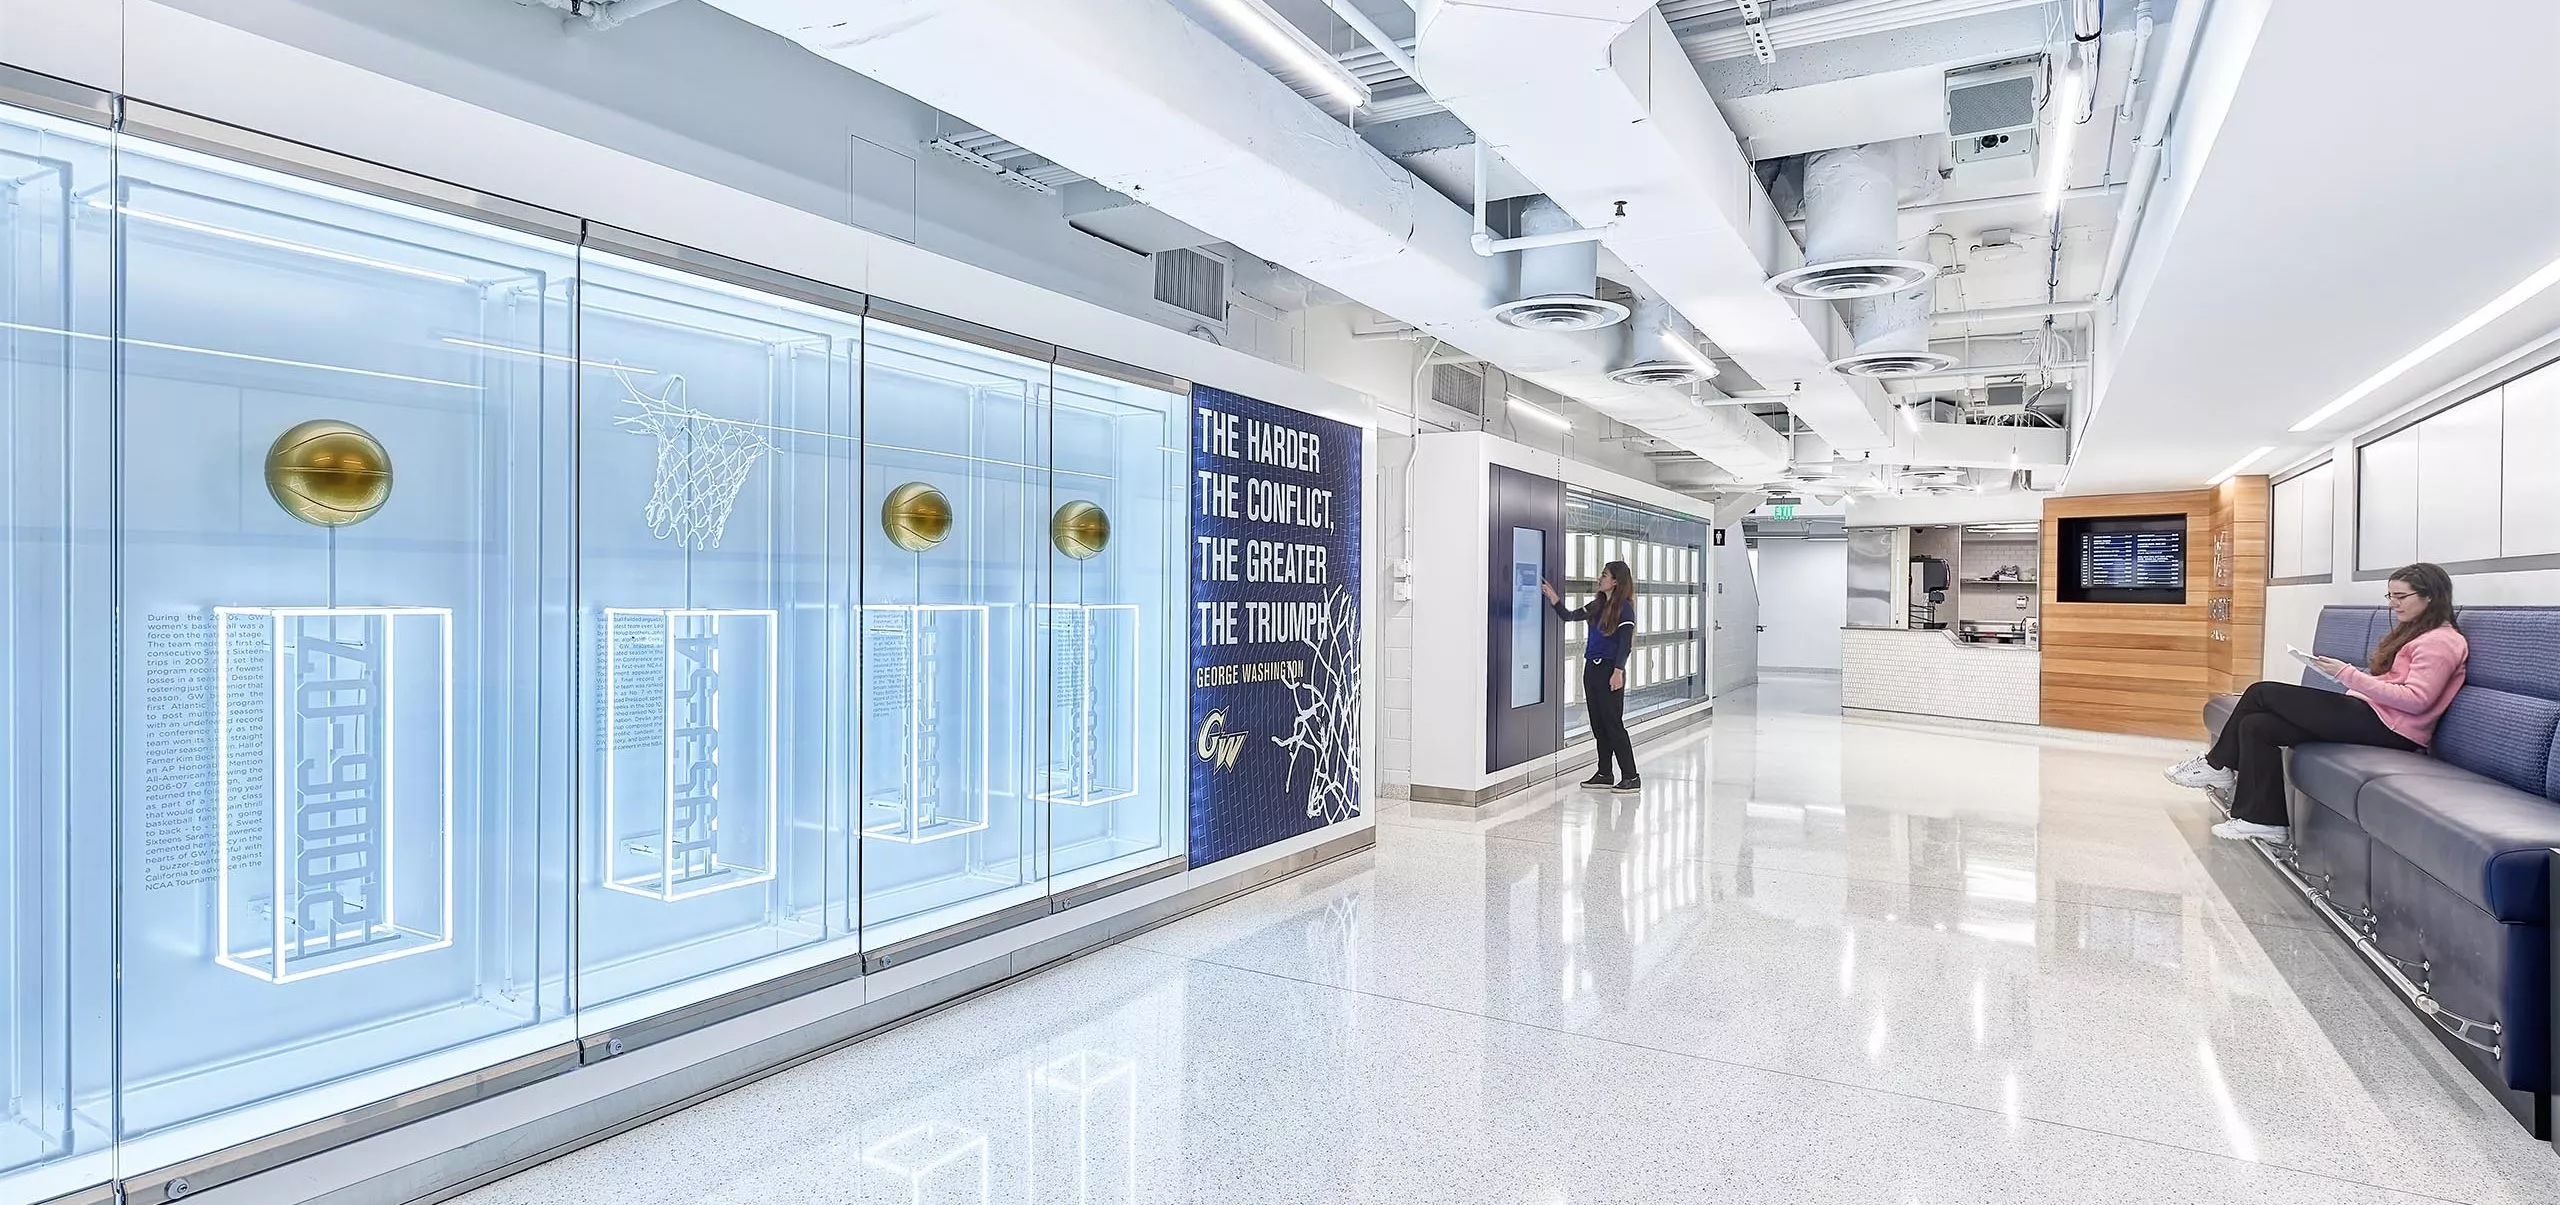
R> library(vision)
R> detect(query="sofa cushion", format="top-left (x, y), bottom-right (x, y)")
top-left (2358, 773), bottom-right (2560, 922)
top-left (2290, 745), bottom-right (2464, 822)
top-left (2431, 688), bottom-right (2560, 800)
top-left (2305, 608), bottom-right (2383, 690)
top-left (2203, 693), bottom-right (2236, 738)
top-left (2454, 610), bottom-right (2560, 698)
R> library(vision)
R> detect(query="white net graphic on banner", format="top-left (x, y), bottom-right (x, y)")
top-left (1271, 586), bottom-right (1362, 825)
top-left (614, 369), bottom-right (774, 551)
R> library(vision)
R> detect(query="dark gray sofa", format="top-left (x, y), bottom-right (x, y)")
top-left (2203, 605), bottom-right (2560, 1138)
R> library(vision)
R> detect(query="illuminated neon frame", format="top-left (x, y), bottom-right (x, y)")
top-left (859, 603), bottom-right (992, 844)
top-left (861, 1121), bottom-right (989, 1205)
top-left (213, 605), bottom-right (454, 984)
top-left (1034, 603), bottom-right (1141, 808)
top-left (1026, 1051), bottom-right (1138, 1205)
top-left (601, 607), bottom-right (781, 901)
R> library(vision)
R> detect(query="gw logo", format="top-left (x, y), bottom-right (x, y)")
top-left (1196, 709), bottom-right (1250, 772)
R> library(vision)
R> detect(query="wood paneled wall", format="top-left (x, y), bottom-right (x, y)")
top-left (2039, 479), bottom-right (2268, 739)
top-left (2207, 477), bottom-right (2270, 696)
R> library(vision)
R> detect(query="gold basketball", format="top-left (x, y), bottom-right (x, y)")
top-left (265, 419), bottom-right (393, 527)
top-left (1050, 499), bottom-right (1109, 560)
top-left (882, 482), bottom-right (953, 552)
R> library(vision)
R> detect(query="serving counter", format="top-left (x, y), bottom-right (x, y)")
top-left (1841, 626), bottom-right (2042, 726)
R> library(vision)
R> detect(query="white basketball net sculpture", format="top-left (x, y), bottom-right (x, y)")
top-left (614, 369), bottom-right (774, 551)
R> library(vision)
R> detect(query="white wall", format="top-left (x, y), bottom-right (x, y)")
top-left (1753, 538), bottom-right (1847, 671)
top-left (2263, 333), bottom-right (2560, 680)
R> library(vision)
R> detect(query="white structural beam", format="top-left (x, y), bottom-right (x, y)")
top-left (696, 0), bottom-right (1789, 477)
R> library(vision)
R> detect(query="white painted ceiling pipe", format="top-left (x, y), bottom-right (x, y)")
top-left (2101, 0), bottom-right (2215, 299)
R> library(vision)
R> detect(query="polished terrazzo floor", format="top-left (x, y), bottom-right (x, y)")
top-left (459, 674), bottom-right (2555, 1204)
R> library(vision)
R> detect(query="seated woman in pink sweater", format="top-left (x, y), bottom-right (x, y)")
top-left (2165, 562), bottom-right (2469, 841)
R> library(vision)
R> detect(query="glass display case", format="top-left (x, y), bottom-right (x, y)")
top-left (0, 85), bottom-right (1222, 1198)
top-left (1560, 491), bottom-right (1708, 735)
top-left (109, 134), bottom-right (578, 1166)
top-left (0, 103), bottom-right (115, 1205)
top-left (1044, 365), bottom-right (1186, 890)
top-left (574, 247), bottom-right (856, 1026)
top-left (858, 318), bottom-right (1049, 950)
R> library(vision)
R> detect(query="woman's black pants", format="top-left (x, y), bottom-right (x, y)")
top-left (2206, 681), bottom-right (2415, 825)
top-left (1584, 660), bottom-right (1636, 781)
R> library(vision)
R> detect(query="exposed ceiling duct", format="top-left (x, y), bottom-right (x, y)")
top-left (698, 0), bottom-right (1790, 478)
top-left (1766, 142), bottom-right (1937, 301)
top-left (1833, 284), bottom-right (1958, 377)
top-left (1491, 197), bottom-right (1630, 332)
top-left (1608, 289), bottom-right (1716, 388)
top-left (1411, 0), bottom-right (1900, 454)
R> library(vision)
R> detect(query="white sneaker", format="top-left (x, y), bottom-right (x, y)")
top-left (2211, 818), bottom-right (2289, 842)
top-left (2164, 754), bottom-right (2235, 791)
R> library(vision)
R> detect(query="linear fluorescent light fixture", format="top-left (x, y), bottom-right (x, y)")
top-left (1206, 0), bottom-right (1371, 108)
top-left (2208, 446), bottom-right (2275, 485)
top-left (2290, 254), bottom-right (2560, 432)
top-left (1507, 396), bottom-right (1572, 430)
top-left (1665, 333), bottom-right (1722, 381)
top-left (2041, 72), bottom-right (2085, 215)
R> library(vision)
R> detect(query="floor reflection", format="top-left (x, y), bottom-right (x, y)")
top-left (457, 673), bottom-right (2553, 1205)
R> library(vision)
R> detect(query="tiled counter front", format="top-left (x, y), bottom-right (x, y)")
top-left (1841, 628), bottom-right (2041, 726)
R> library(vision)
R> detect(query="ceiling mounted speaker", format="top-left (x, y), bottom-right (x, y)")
top-left (265, 419), bottom-right (393, 527)
top-left (1767, 143), bottom-right (1938, 301)
top-left (1491, 198), bottom-right (1628, 332)
top-left (1830, 284), bottom-right (1957, 378)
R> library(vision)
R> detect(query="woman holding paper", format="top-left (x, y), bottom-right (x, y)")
top-left (2165, 563), bottom-right (2468, 840)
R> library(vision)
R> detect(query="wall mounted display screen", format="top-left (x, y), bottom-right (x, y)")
top-left (1508, 528), bottom-right (1545, 709)
top-left (1187, 385), bottom-right (1363, 868)
top-left (2057, 515), bottom-right (2187, 604)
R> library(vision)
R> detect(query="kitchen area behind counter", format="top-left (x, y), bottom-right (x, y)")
top-left (1840, 523), bottom-right (2043, 725)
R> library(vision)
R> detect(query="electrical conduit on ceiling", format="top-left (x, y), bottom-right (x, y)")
top-left (1410, 0), bottom-right (1901, 454)
top-left (693, 0), bottom-right (1790, 477)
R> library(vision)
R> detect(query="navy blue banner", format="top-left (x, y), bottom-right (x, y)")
top-left (1187, 385), bottom-right (1362, 868)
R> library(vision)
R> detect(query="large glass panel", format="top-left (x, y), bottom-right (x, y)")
top-left (1045, 366), bottom-right (1185, 890)
top-left (0, 104), bottom-right (114, 1205)
top-left (111, 136), bottom-right (575, 1166)
top-left (1559, 490), bottom-right (1706, 736)
top-left (859, 319), bottom-right (1048, 948)
top-left (574, 250), bottom-right (859, 1028)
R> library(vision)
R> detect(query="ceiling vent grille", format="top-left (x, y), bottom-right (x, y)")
top-left (1766, 143), bottom-right (1935, 301)
top-left (1430, 362), bottom-right (1488, 417)
top-left (1608, 292), bottom-right (1714, 388)
top-left (1490, 198), bottom-right (1629, 332)
top-left (1831, 284), bottom-right (1957, 378)
top-left (1152, 248), bottom-right (1229, 323)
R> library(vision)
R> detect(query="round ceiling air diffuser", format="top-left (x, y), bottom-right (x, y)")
top-left (1492, 294), bottom-right (1630, 332)
top-left (1829, 283), bottom-right (1955, 377)
top-left (1767, 142), bottom-right (1939, 301)
top-left (1605, 360), bottom-right (1709, 388)
top-left (1830, 349), bottom-right (1959, 378)
top-left (1768, 259), bottom-right (1939, 301)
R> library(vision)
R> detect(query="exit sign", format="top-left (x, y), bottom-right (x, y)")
top-left (1773, 504), bottom-right (1796, 519)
